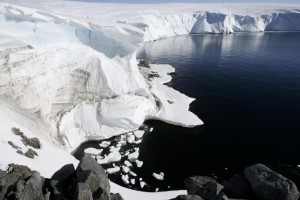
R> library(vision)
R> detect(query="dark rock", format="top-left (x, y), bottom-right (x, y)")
top-left (74, 183), bottom-right (93, 200)
top-left (22, 137), bottom-right (42, 149)
top-left (222, 174), bottom-right (252, 198)
top-left (184, 176), bottom-right (224, 200)
top-left (76, 156), bottom-right (110, 200)
top-left (52, 164), bottom-right (75, 183)
top-left (8, 141), bottom-right (20, 149)
top-left (211, 192), bottom-right (229, 200)
top-left (110, 193), bottom-right (124, 200)
top-left (25, 148), bottom-right (38, 159)
top-left (272, 164), bottom-right (300, 189)
top-left (18, 172), bottom-right (45, 200)
top-left (0, 170), bottom-right (7, 199)
top-left (244, 163), bottom-right (300, 200)
top-left (138, 60), bottom-right (150, 68)
top-left (50, 164), bottom-right (76, 200)
top-left (49, 179), bottom-right (67, 200)
top-left (11, 127), bottom-right (24, 137)
top-left (8, 164), bottom-right (32, 178)
top-left (15, 179), bottom-right (25, 199)
top-left (17, 150), bottom-right (24, 155)
top-left (170, 194), bottom-right (204, 200)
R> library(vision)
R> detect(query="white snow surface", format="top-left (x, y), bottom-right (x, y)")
top-left (0, 1), bottom-right (299, 200)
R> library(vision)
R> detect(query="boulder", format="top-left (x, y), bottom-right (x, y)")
top-left (25, 148), bottom-right (38, 159)
top-left (22, 137), bottom-right (42, 149)
top-left (110, 193), bottom-right (124, 200)
top-left (51, 164), bottom-right (76, 199)
top-left (18, 172), bottom-right (45, 200)
top-left (76, 156), bottom-right (110, 200)
top-left (74, 183), bottom-right (93, 200)
top-left (244, 164), bottom-right (300, 200)
top-left (184, 176), bottom-right (224, 200)
top-left (171, 194), bottom-right (204, 200)
top-left (49, 179), bottom-right (67, 200)
top-left (222, 174), bottom-right (252, 198)
top-left (211, 192), bottom-right (229, 200)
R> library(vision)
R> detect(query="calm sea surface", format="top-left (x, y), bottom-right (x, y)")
top-left (74, 33), bottom-right (300, 191)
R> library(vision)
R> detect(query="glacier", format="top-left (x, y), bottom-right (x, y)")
top-left (0, 1), bottom-right (300, 199)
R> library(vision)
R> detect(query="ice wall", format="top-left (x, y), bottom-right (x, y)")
top-left (1, 2), bottom-right (300, 151)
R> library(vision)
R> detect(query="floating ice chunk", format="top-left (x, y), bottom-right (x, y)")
top-left (124, 151), bottom-right (130, 156)
top-left (122, 166), bottom-right (130, 173)
top-left (96, 155), bottom-right (104, 160)
top-left (128, 150), bottom-right (139, 162)
top-left (127, 135), bottom-right (135, 144)
top-left (131, 179), bottom-right (136, 185)
top-left (97, 152), bottom-right (121, 164)
top-left (298, 165), bottom-right (300, 168)
top-left (134, 130), bottom-right (145, 139)
top-left (133, 139), bottom-right (142, 144)
top-left (129, 171), bottom-right (137, 177)
top-left (135, 160), bottom-right (143, 168)
top-left (122, 174), bottom-right (130, 185)
top-left (109, 146), bottom-right (121, 153)
top-left (84, 148), bottom-right (103, 155)
top-left (152, 172), bottom-right (164, 180)
top-left (155, 188), bottom-right (159, 192)
top-left (139, 178), bottom-right (142, 181)
top-left (127, 132), bottom-right (133, 136)
top-left (118, 140), bottom-right (127, 146)
top-left (140, 181), bottom-right (146, 188)
top-left (124, 160), bottom-right (132, 167)
top-left (107, 167), bottom-right (120, 174)
top-left (99, 141), bottom-right (111, 148)
top-left (150, 128), bottom-right (154, 132)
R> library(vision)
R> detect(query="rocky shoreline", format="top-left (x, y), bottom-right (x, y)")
top-left (1, 155), bottom-right (300, 200)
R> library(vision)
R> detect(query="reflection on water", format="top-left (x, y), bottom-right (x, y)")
top-left (136, 32), bottom-right (300, 189)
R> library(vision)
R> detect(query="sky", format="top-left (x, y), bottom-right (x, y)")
top-left (73, 0), bottom-right (300, 3)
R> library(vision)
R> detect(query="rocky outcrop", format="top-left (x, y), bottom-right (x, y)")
top-left (222, 174), bottom-right (252, 198)
top-left (76, 156), bottom-right (110, 200)
top-left (184, 176), bottom-right (223, 199)
top-left (171, 194), bottom-right (204, 200)
top-left (0, 156), bottom-right (123, 200)
top-left (244, 164), bottom-right (300, 200)
top-left (178, 163), bottom-right (300, 200)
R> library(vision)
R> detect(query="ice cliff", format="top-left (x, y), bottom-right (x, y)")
top-left (0, 2), bottom-right (300, 153)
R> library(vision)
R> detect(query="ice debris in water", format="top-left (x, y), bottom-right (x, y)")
top-left (135, 160), bottom-right (143, 168)
top-left (107, 166), bottom-right (120, 174)
top-left (128, 150), bottom-right (139, 162)
top-left (140, 181), bottom-right (146, 188)
top-left (122, 174), bottom-right (130, 185)
top-left (97, 152), bottom-right (121, 164)
top-left (152, 172), bottom-right (164, 180)
top-left (99, 141), bottom-right (111, 148)
top-left (133, 130), bottom-right (144, 139)
top-left (122, 166), bottom-right (130, 173)
top-left (84, 148), bottom-right (103, 155)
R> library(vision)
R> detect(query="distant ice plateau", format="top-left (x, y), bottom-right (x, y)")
top-left (0, 1), bottom-right (300, 199)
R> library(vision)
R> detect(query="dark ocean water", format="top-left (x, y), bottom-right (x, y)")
top-left (74, 33), bottom-right (300, 191)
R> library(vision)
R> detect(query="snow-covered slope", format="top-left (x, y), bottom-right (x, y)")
top-left (0, 1), bottom-right (300, 199)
